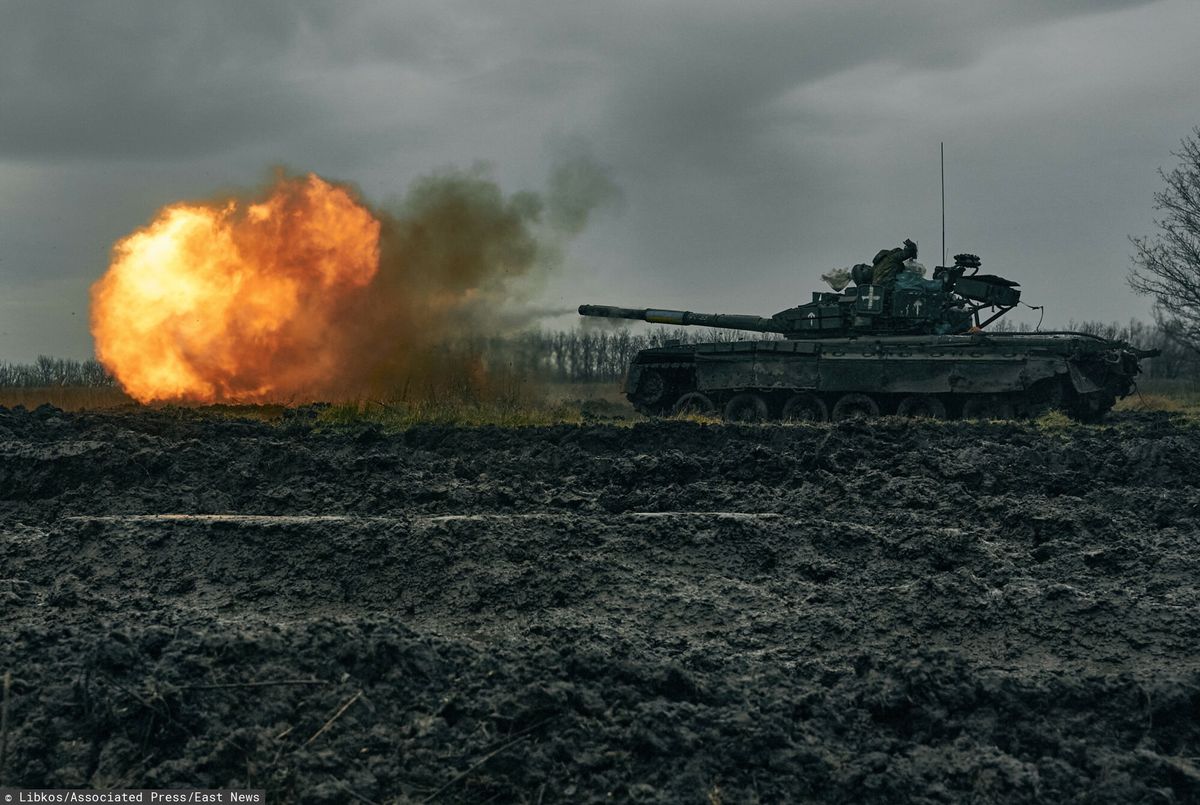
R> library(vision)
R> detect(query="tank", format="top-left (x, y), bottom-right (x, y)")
top-left (579, 252), bottom-right (1160, 423)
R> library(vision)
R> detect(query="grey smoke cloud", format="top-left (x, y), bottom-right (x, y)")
top-left (545, 141), bottom-right (624, 236)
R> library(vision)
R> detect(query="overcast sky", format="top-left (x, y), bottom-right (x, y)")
top-left (2, 0), bottom-right (1198, 361)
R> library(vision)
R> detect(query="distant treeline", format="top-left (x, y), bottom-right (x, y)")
top-left (0, 356), bottom-right (115, 388)
top-left (480, 327), bottom-right (767, 384)
top-left (2, 320), bottom-right (1196, 388)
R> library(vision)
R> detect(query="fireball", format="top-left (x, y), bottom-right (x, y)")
top-left (91, 173), bottom-right (380, 403)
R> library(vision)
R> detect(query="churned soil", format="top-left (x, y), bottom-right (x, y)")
top-left (1, 405), bottom-right (1198, 803)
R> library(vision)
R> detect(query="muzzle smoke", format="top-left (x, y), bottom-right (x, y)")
top-left (90, 156), bottom-right (618, 403)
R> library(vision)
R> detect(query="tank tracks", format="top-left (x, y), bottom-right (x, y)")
top-left (632, 375), bottom-right (1117, 423)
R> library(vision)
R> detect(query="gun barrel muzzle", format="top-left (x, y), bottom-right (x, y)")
top-left (578, 305), bottom-right (645, 320)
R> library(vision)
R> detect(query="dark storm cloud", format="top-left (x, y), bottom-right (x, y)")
top-left (0, 1), bottom-right (455, 160)
top-left (486, 0), bottom-right (1165, 284)
top-left (0, 0), bottom-right (1189, 361)
top-left (2, 0), bottom-right (1154, 162)
top-left (518, 0), bottom-right (1159, 162)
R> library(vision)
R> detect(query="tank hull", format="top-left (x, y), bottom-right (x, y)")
top-left (625, 332), bottom-right (1147, 422)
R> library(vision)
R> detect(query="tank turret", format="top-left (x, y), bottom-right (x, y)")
top-left (580, 254), bottom-right (1021, 338)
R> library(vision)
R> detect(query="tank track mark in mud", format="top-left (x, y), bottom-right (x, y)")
top-left (624, 332), bottom-right (1142, 423)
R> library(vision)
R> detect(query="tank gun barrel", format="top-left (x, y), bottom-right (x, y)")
top-left (578, 304), bottom-right (785, 334)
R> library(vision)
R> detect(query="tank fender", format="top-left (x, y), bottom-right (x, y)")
top-left (1068, 362), bottom-right (1104, 394)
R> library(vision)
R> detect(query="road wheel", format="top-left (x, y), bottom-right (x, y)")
top-left (671, 392), bottom-right (716, 416)
top-left (781, 392), bottom-right (828, 422)
top-left (896, 394), bottom-right (947, 419)
top-left (633, 369), bottom-right (668, 407)
top-left (962, 394), bottom-right (1015, 420)
top-left (724, 392), bottom-right (770, 422)
top-left (831, 393), bottom-right (880, 421)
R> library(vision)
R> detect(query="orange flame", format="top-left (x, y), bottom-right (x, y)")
top-left (91, 173), bottom-right (380, 403)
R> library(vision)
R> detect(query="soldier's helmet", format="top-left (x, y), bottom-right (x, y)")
top-left (851, 263), bottom-right (873, 285)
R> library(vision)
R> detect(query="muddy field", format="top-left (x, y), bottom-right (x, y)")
top-left (1, 405), bottom-right (1198, 803)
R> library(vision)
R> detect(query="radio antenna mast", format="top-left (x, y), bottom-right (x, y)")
top-left (940, 142), bottom-right (946, 268)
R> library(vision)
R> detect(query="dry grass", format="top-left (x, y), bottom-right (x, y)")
top-left (1115, 379), bottom-right (1200, 419)
top-left (0, 380), bottom-right (634, 429)
top-left (0, 386), bottom-right (134, 411)
top-left (315, 381), bottom-right (634, 429)
top-left (8, 377), bottom-right (1200, 428)
top-left (1034, 410), bottom-right (1075, 430)
top-left (667, 411), bottom-right (723, 425)
top-left (317, 398), bottom-right (587, 429)
top-left (543, 381), bottom-right (629, 406)
top-left (1115, 393), bottom-right (1191, 414)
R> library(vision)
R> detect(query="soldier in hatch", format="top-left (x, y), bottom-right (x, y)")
top-left (871, 238), bottom-right (918, 285)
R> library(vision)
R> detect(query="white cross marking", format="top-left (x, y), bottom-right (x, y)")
top-left (863, 287), bottom-right (880, 308)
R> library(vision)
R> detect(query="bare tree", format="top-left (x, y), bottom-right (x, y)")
top-left (1130, 127), bottom-right (1200, 355)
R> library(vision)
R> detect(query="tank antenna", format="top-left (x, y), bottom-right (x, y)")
top-left (940, 142), bottom-right (946, 268)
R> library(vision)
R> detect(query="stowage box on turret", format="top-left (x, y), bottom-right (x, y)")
top-left (579, 248), bottom-right (1159, 422)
